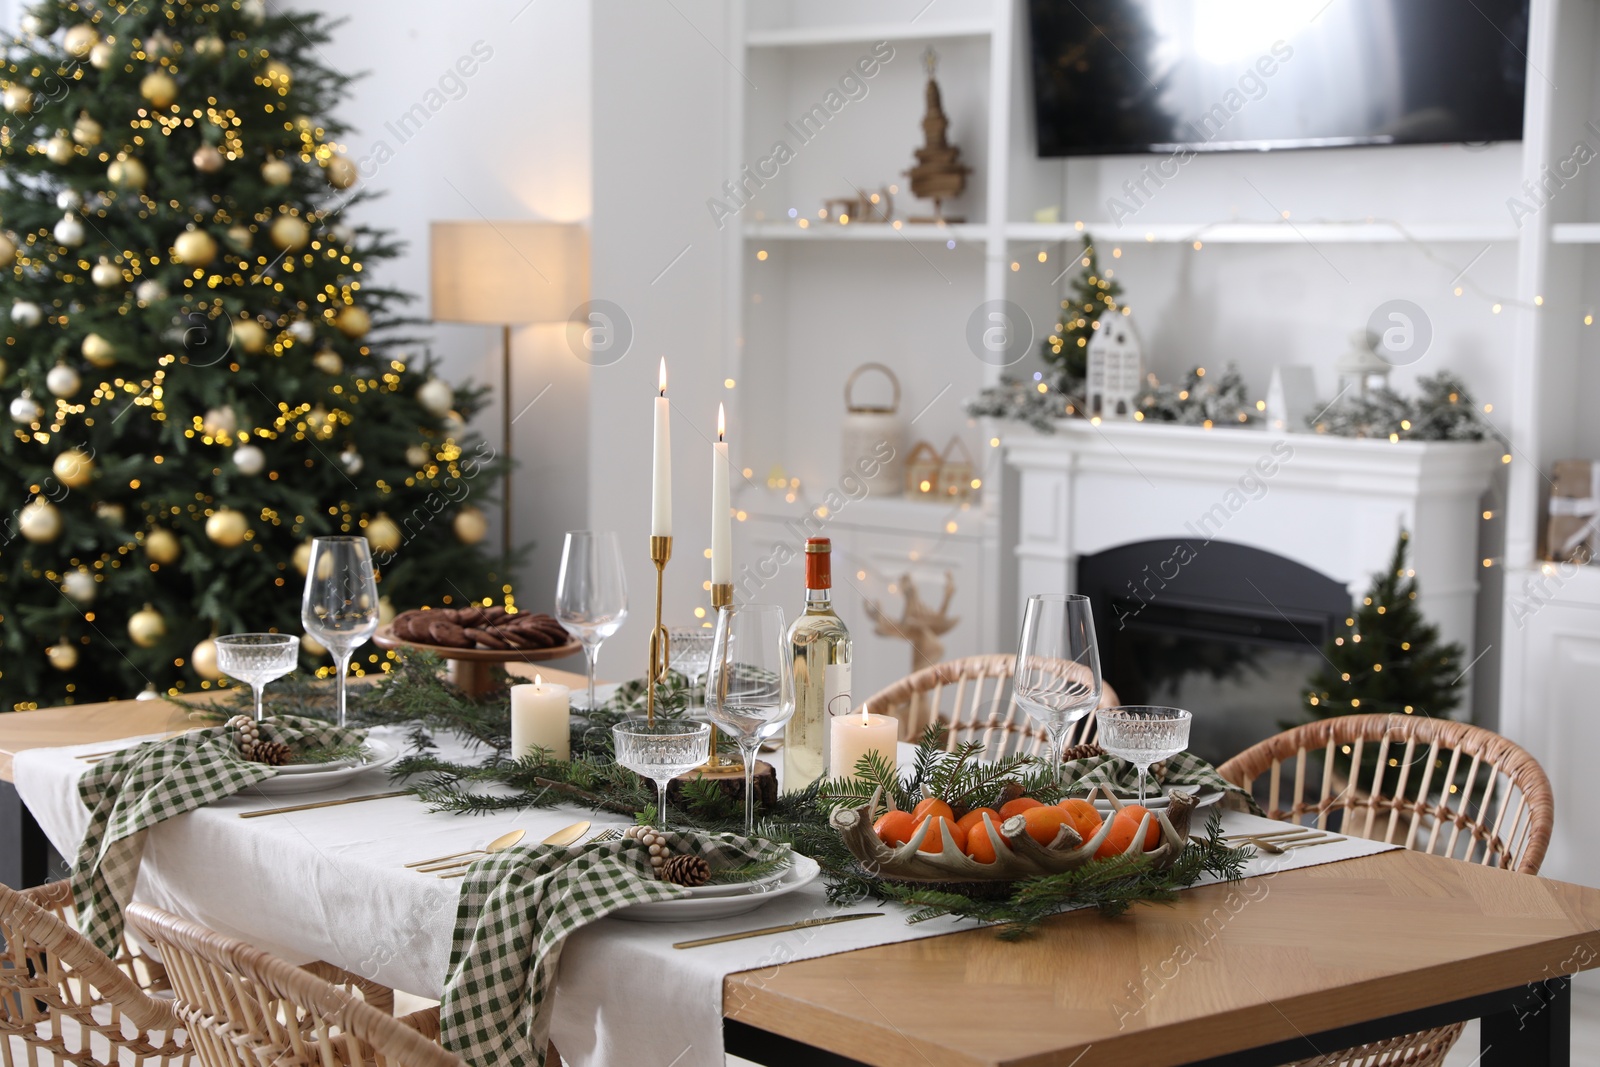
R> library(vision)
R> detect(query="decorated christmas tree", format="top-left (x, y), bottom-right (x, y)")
top-left (0, 1), bottom-right (508, 708)
top-left (1040, 236), bottom-right (1123, 394)
top-left (1301, 531), bottom-right (1464, 723)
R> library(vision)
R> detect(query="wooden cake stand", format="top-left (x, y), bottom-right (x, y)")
top-left (372, 626), bottom-right (582, 699)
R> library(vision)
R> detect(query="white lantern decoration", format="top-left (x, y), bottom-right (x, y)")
top-left (1086, 310), bottom-right (1143, 420)
top-left (1335, 330), bottom-right (1393, 398)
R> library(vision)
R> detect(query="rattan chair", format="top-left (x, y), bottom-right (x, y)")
top-left (126, 903), bottom-right (464, 1067)
top-left (862, 653), bottom-right (1121, 760)
top-left (0, 881), bottom-right (190, 1064)
top-left (1218, 714), bottom-right (1555, 1067)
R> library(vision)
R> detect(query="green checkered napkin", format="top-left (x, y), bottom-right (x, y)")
top-left (442, 831), bottom-right (790, 1067)
top-left (70, 714), bottom-right (365, 956)
top-left (1063, 750), bottom-right (1263, 815)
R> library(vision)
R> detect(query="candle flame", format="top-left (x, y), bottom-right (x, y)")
top-left (535, 673), bottom-right (543, 685)
top-left (861, 705), bottom-right (869, 726)
top-left (717, 402), bottom-right (725, 441)
top-left (658, 358), bottom-right (667, 396)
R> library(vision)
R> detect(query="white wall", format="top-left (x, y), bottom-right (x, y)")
top-left (309, 0), bottom-right (592, 623)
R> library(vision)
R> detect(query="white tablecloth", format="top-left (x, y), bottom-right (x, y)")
top-left (14, 728), bottom-right (1402, 1067)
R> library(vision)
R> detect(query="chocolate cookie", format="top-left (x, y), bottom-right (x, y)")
top-left (392, 611), bottom-right (430, 642)
top-left (464, 627), bottom-right (509, 650)
top-left (427, 617), bottom-right (469, 647)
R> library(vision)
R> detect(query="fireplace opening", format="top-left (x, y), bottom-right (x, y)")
top-left (1078, 540), bottom-right (1352, 767)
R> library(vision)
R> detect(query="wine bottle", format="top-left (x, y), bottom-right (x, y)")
top-left (784, 537), bottom-right (853, 792)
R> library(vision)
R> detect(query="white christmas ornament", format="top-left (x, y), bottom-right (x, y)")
top-left (71, 113), bottom-right (102, 146)
top-left (243, 0), bottom-right (266, 22)
top-left (88, 41), bottom-right (113, 69)
top-left (261, 159), bottom-right (292, 186)
top-left (46, 363), bottom-right (80, 398)
top-left (405, 444), bottom-right (430, 468)
top-left (1086, 310), bottom-right (1143, 420)
top-left (61, 569), bottom-right (96, 605)
top-left (46, 642), bottom-right (78, 672)
top-left (18, 498), bottom-right (60, 542)
top-left (56, 189), bottom-right (82, 211)
top-left (288, 320), bottom-right (314, 344)
top-left (44, 135), bottom-right (74, 165)
top-left (10, 301), bottom-right (42, 328)
top-left (233, 444), bottom-right (265, 475)
top-left (62, 24), bottom-right (99, 58)
top-left (91, 258), bottom-right (121, 288)
top-left (53, 214), bottom-right (85, 247)
top-left (339, 446), bottom-right (364, 476)
top-left (135, 685), bottom-right (160, 701)
top-left (19, 14), bottom-right (43, 36)
top-left (417, 378), bottom-right (454, 417)
top-left (10, 392), bottom-right (42, 424)
top-left (135, 279), bottom-right (167, 305)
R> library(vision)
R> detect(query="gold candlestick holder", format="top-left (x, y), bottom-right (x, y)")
top-left (704, 582), bottom-right (735, 769)
top-left (646, 535), bottom-right (672, 727)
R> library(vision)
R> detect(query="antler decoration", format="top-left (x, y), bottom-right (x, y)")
top-left (864, 571), bottom-right (959, 674)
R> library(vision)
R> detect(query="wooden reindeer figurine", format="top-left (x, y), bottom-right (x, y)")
top-left (866, 572), bottom-right (960, 722)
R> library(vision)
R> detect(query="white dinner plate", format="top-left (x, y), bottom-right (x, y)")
top-left (679, 862), bottom-right (792, 899)
top-left (247, 740), bottom-right (400, 795)
top-left (614, 855), bottom-right (819, 922)
top-left (272, 753), bottom-right (361, 774)
top-left (1090, 785), bottom-right (1225, 812)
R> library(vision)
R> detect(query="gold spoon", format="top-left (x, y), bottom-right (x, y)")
top-left (437, 820), bottom-right (594, 880)
top-left (410, 829), bottom-right (527, 871)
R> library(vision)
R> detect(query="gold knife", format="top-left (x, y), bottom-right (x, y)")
top-left (239, 790), bottom-right (410, 819)
top-left (673, 912), bottom-right (883, 950)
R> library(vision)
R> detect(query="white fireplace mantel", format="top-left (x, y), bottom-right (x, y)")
top-left (1001, 420), bottom-right (1501, 703)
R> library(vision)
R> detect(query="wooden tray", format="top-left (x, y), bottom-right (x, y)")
top-left (372, 625), bottom-right (582, 698)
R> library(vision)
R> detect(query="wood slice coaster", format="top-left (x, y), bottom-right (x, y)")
top-left (667, 759), bottom-right (778, 812)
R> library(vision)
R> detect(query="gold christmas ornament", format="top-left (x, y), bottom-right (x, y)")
top-left (145, 527), bottom-right (181, 564)
top-left (301, 632), bottom-right (327, 657)
top-left (128, 604), bottom-right (166, 648)
top-left (140, 70), bottom-right (178, 109)
top-left (91, 258), bottom-right (122, 288)
top-left (61, 568), bottom-right (96, 605)
top-left (81, 333), bottom-right (115, 367)
top-left (44, 135), bottom-right (74, 165)
top-left (71, 112), bottom-right (102, 146)
top-left (46, 363), bottom-right (81, 398)
top-left (205, 507), bottom-right (248, 547)
top-left (334, 305), bottom-right (371, 339)
top-left (52, 449), bottom-right (94, 489)
top-left (88, 40), bottom-right (114, 69)
top-left (453, 507), bottom-right (488, 545)
top-left (62, 24), bottom-right (99, 58)
top-left (260, 158), bottom-right (292, 186)
top-left (190, 636), bottom-right (222, 680)
top-left (378, 596), bottom-right (396, 627)
top-left (194, 35), bottom-right (225, 57)
top-left (269, 214), bottom-right (309, 250)
top-left (46, 641), bottom-right (78, 672)
top-left (416, 377), bottom-right (454, 417)
top-left (325, 154), bottom-right (357, 189)
top-left (4, 84), bottom-right (34, 114)
top-left (192, 143), bottom-right (224, 173)
top-left (365, 513), bottom-right (402, 554)
top-left (312, 348), bottom-right (343, 375)
top-left (173, 228), bottom-right (218, 265)
top-left (0, 232), bottom-right (16, 262)
top-left (405, 444), bottom-right (430, 468)
top-left (18, 498), bottom-right (61, 543)
top-left (108, 156), bottom-right (148, 190)
top-left (94, 501), bottom-right (126, 526)
top-left (225, 224), bottom-right (253, 250)
top-left (263, 59), bottom-right (292, 91)
top-left (201, 405), bottom-right (237, 436)
top-left (232, 317), bottom-right (267, 354)
top-left (292, 539), bottom-right (312, 576)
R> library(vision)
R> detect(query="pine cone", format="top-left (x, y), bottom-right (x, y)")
top-left (1061, 743), bottom-right (1104, 763)
top-left (251, 740), bottom-right (292, 767)
top-left (659, 854), bottom-right (710, 888)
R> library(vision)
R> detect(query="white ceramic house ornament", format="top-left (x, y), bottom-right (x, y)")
top-left (1335, 329), bottom-right (1392, 397)
top-left (1086, 310), bottom-right (1142, 419)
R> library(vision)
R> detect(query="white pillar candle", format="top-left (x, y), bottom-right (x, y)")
top-left (651, 358), bottom-right (672, 537)
top-left (829, 705), bottom-right (897, 779)
top-left (511, 675), bottom-right (570, 761)
top-left (711, 402), bottom-right (731, 585)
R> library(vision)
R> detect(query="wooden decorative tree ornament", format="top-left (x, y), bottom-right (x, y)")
top-left (1086, 310), bottom-right (1143, 419)
top-left (905, 48), bottom-right (971, 223)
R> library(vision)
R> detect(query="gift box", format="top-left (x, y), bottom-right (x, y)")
top-left (1546, 459), bottom-right (1600, 563)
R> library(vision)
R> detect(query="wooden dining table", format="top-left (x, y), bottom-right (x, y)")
top-left (4, 683), bottom-right (1597, 1067)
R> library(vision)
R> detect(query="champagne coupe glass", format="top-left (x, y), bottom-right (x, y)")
top-left (706, 604), bottom-right (794, 835)
top-left (612, 720), bottom-right (712, 832)
top-left (301, 536), bottom-right (381, 728)
top-left (1013, 593), bottom-right (1102, 788)
top-left (214, 634), bottom-right (298, 723)
top-left (555, 531), bottom-right (628, 711)
top-left (668, 626), bottom-right (716, 707)
top-left (1095, 706), bottom-right (1193, 805)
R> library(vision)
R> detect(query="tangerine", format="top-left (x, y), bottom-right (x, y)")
top-left (1057, 797), bottom-right (1104, 843)
top-left (873, 810), bottom-right (917, 847)
top-left (955, 807), bottom-right (1001, 839)
top-left (1094, 806), bottom-right (1162, 859)
top-left (1121, 805), bottom-right (1163, 849)
top-left (998, 796), bottom-right (1044, 819)
top-left (910, 797), bottom-right (955, 824)
top-left (1018, 805), bottom-right (1073, 847)
top-left (963, 813), bottom-right (1002, 863)
top-left (914, 815), bottom-right (967, 854)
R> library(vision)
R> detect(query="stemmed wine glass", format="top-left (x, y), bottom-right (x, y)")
top-left (1095, 706), bottom-right (1193, 805)
top-left (1013, 593), bottom-right (1102, 788)
top-left (668, 626), bottom-right (716, 707)
top-left (301, 536), bottom-right (381, 728)
top-left (555, 531), bottom-right (628, 711)
top-left (612, 720), bottom-right (711, 832)
top-left (215, 634), bottom-right (298, 723)
top-left (705, 604), bottom-right (795, 835)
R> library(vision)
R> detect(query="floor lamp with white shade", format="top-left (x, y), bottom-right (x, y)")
top-left (430, 221), bottom-right (589, 559)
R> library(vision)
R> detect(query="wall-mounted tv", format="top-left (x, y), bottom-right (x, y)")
top-left (1026, 0), bottom-right (1529, 157)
